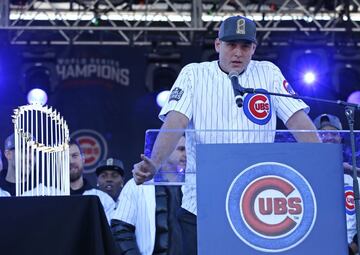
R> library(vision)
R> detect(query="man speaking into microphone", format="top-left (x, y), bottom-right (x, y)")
top-left (129, 15), bottom-right (320, 255)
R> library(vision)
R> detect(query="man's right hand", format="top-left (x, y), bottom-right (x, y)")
top-left (132, 154), bottom-right (158, 185)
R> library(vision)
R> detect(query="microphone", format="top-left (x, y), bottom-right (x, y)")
top-left (228, 71), bottom-right (245, 108)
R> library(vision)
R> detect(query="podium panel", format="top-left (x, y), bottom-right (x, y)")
top-left (197, 143), bottom-right (347, 254)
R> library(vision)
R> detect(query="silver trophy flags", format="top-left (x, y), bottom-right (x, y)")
top-left (13, 103), bottom-right (70, 196)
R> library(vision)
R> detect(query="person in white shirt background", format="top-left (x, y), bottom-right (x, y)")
top-left (111, 136), bottom-right (186, 255)
top-left (313, 113), bottom-right (359, 255)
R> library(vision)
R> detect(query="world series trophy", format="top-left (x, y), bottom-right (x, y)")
top-left (13, 103), bottom-right (70, 196)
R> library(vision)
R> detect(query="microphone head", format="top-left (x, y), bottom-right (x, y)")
top-left (235, 96), bottom-right (243, 108)
top-left (228, 71), bottom-right (239, 79)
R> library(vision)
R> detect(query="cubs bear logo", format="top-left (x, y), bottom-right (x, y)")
top-left (226, 162), bottom-right (317, 252)
top-left (243, 89), bottom-right (272, 125)
top-left (71, 129), bottom-right (108, 173)
top-left (283, 80), bottom-right (297, 95)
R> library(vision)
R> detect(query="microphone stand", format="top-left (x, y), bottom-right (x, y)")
top-left (345, 106), bottom-right (360, 251)
top-left (242, 87), bottom-right (360, 111)
top-left (243, 87), bottom-right (360, 249)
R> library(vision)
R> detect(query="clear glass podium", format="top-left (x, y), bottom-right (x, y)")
top-left (144, 129), bottom-right (359, 254)
top-left (143, 129), bottom-right (360, 185)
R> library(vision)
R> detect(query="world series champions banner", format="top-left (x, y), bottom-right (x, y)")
top-left (196, 142), bottom-right (348, 255)
top-left (47, 45), bottom-right (201, 181)
top-left (51, 46), bottom-right (148, 179)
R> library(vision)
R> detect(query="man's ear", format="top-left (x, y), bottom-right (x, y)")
top-left (214, 38), bottom-right (221, 53)
top-left (80, 152), bottom-right (85, 164)
top-left (251, 43), bottom-right (257, 54)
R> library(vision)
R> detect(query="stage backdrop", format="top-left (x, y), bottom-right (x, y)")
top-left (0, 44), bottom-right (358, 184)
top-left (0, 45), bottom-right (202, 183)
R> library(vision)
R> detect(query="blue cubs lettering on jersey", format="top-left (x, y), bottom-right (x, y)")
top-left (71, 129), bottom-right (108, 173)
top-left (345, 185), bottom-right (355, 215)
top-left (226, 162), bottom-right (317, 252)
top-left (243, 89), bottom-right (272, 125)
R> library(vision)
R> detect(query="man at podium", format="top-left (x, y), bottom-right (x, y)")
top-left (132, 15), bottom-right (320, 254)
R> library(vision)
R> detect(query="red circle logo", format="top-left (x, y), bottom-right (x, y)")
top-left (345, 190), bottom-right (355, 211)
top-left (248, 94), bottom-right (270, 119)
top-left (241, 177), bottom-right (303, 237)
top-left (243, 90), bottom-right (272, 125)
top-left (71, 129), bottom-right (108, 173)
top-left (78, 136), bottom-right (101, 166)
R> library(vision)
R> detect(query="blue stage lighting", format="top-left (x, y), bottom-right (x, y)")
top-left (24, 65), bottom-right (51, 106)
top-left (27, 88), bottom-right (48, 106)
top-left (303, 71), bottom-right (316, 85)
top-left (347, 91), bottom-right (360, 104)
top-left (156, 90), bottom-right (170, 108)
top-left (289, 48), bottom-right (329, 90)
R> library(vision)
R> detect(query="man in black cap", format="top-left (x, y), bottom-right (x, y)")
top-left (96, 158), bottom-right (125, 203)
top-left (313, 113), bottom-right (343, 144)
top-left (132, 15), bottom-right (320, 254)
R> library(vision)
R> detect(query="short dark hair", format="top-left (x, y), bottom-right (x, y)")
top-left (69, 138), bottom-right (84, 155)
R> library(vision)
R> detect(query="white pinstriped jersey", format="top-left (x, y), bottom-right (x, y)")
top-left (159, 60), bottom-right (309, 215)
top-left (21, 185), bottom-right (115, 224)
top-left (83, 188), bottom-right (116, 224)
top-left (112, 179), bottom-right (156, 255)
top-left (344, 173), bottom-right (359, 243)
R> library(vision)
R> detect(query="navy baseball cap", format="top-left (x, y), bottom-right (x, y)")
top-left (313, 114), bottom-right (343, 130)
top-left (218, 15), bottom-right (257, 44)
top-left (96, 158), bottom-right (125, 176)
top-left (4, 133), bottom-right (15, 150)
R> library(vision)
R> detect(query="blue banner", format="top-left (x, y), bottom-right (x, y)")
top-left (197, 143), bottom-right (347, 254)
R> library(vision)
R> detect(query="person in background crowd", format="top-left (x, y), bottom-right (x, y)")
top-left (0, 134), bottom-right (19, 195)
top-left (313, 113), bottom-right (359, 255)
top-left (111, 136), bottom-right (186, 255)
top-left (0, 148), bottom-right (10, 197)
top-left (96, 158), bottom-right (125, 208)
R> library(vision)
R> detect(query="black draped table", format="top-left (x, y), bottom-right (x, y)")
top-left (0, 195), bottom-right (119, 255)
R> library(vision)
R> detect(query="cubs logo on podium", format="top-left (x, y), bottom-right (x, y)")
top-left (226, 162), bottom-right (317, 252)
top-left (243, 89), bottom-right (272, 125)
top-left (71, 129), bottom-right (108, 173)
